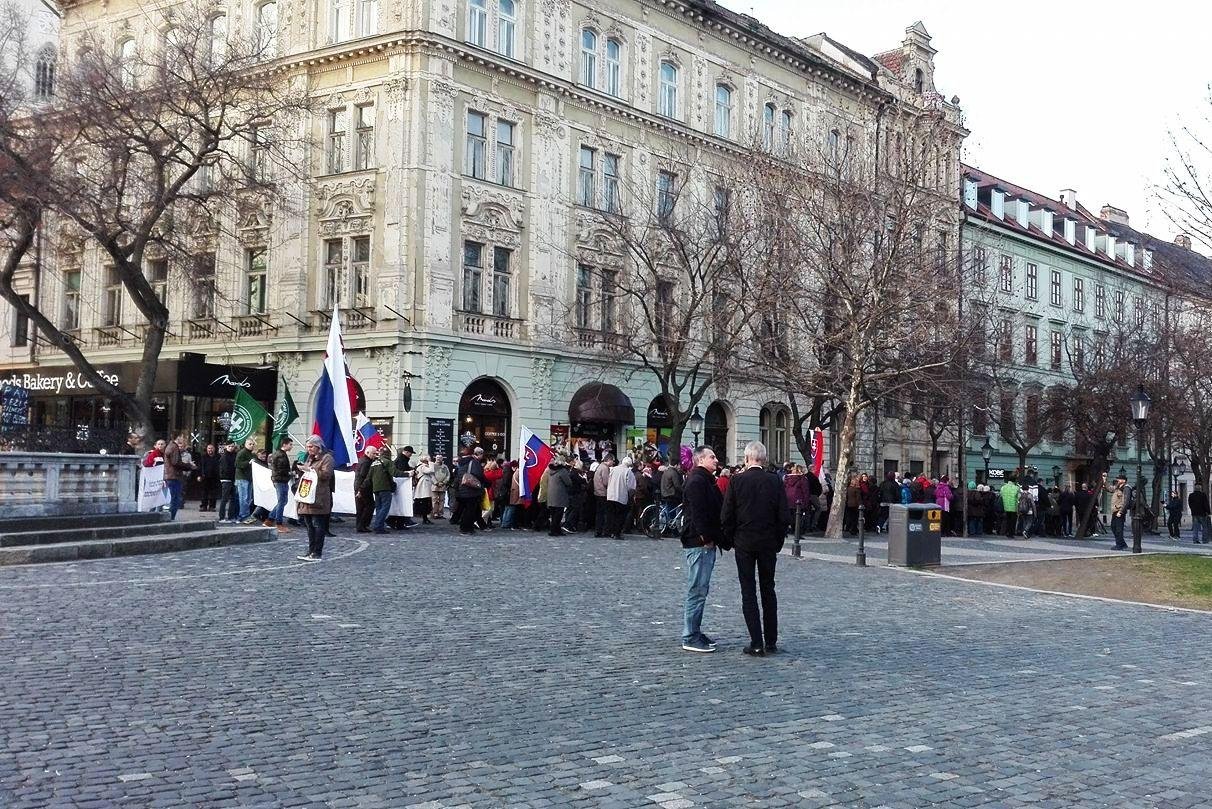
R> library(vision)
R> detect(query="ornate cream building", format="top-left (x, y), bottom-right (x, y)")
top-left (4, 0), bottom-right (965, 468)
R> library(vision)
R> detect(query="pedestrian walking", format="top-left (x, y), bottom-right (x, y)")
top-left (197, 443), bottom-right (219, 511)
top-left (721, 441), bottom-right (791, 658)
top-left (269, 438), bottom-right (294, 533)
top-left (1109, 473), bottom-right (1132, 550)
top-left (1166, 489), bottom-right (1184, 540)
top-left (680, 446), bottom-right (724, 654)
top-left (1188, 484), bottom-right (1210, 544)
top-left (456, 467), bottom-right (484, 536)
top-left (607, 456), bottom-right (636, 539)
top-left (162, 433), bottom-right (193, 521)
top-left (1017, 484), bottom-right (1036, 539)
top-left (217, 441), bottom-right (238, 523)
top-left (546, 456), bottom-right (573, 536)
top-left (296, 435), bottom-right (335, 562)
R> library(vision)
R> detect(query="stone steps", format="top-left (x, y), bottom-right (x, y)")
top-left (0, 525), bottom-right (275, 566)
top-left (0, 511), bottom-right (166, 533)
top-left (0, 518), bottom-right (216, 548)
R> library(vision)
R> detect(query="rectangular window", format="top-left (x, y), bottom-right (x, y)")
top-left (467, 0), bottom-right (487, 46)
top-left (1073, 333), bottom-right (1085, 370)
top-left (1000, 255), bottom-right (1013, 293)
top-left (329, 0), bottom-right (350, 42)
top-left (352, 236), bottom-right (370, 306)
top-left (1114, 289), bottom-right (1125, 323)
top-left (248, 124), bottom-right (269, 182)
top-left (1134, 295), bottom-right (1145, 327)
top-left (323, 238), bottom-right (346, 308)
top-left (656, 170), bottom-right (677, 223)
top-left (62, 270), bottom-right (81, 330)
top-left (656, 279), bottom-right (674, 334)
top-left (245, 248), bottom-right (267, 314)
top-left (603, 153), bottom-right (621, 213)
top-left (326, 108), bottom-right (347, 174)
top-left (103, 266), bottom-right (123, 327)
top-left (147, 258), bottom-right (168, 305)
top-left (1095, 285), bottom-right (1106, 318)
top-left (575, 264), bottom-right (592, 329)
top-left (354, 104), bottom-right (374, 171)
top-left (495, 120), bottom-right (515, 187)
top-left (1024, 324), bottom-right (1038, 365)
top-left (492, 246), bottom-right (511, 318)
top-left (1025, 262), bottom-right (1037, 300)
top-left (465, 111), bottom-right (487, 180)
top-left (12, 294), bottom-right (29, 347)
top-left (601, 269), bottom-right (616, 333)
top-left (578, 146), bottom-right (595, 207)
top-left (1050, 269), bottom-right (1062, 306)
top-left (971, 305), bottom-right (987, 359)
top-left (713, 185), bottom-right (730, 239)
top-left (605, 40), bottom-right (621, 96)
top-left (497, 0), bottom-right (515, 57)
top-left (1025, 394), bottom-right (1041, 445)
top-left (193, 254), bottom-right (216, 318)
top-left (998, 319), bottom-right (1012, 362)
top-left (1050, 330), bottom-right (1063, 371)
top-left (462, 240), bottom-right (483, 313)
top-left (972, 246), bottom-right (987, 286)
top-left (1073, 277), bottom-right (1085, 312)
top-left (658, 64), bottom-right (678, 118)
top-left (356, 0), bottom-right (377, 36)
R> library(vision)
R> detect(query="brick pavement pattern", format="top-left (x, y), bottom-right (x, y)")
top-left (1, 526), bottom-right (1211, 808)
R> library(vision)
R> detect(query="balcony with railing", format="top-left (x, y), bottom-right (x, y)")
top-left (458, 311), bottom-right (522, 340)
top-left (573, 328), bottom-right (623, 351)
top-left (234, 313), bottom-right (278, 338)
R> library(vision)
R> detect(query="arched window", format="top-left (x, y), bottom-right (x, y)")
top-left (580, 29), bottom-right (597, 88)
top-left (759, 403), bottom-right (790, 466)
top-left (117, 38), bottom-right (137, 88)
top-left (208, 15), bottom-right (227, 63)
top-left (604, 38), bottom-right (621, 96)
top-left (713, 84), bottom-right (732, 138)
top-left (467, 0), bottom-right (487, 47)
top-left (780, 110), bottom-right (793, 153)
top-left (828, 128), bottom-right (840, 163)
top-left (914, 67), bottom-right (925, 94)
top-left (497, 0), bottom-right (516, 58)
top-left (658, 61), bottom-right (678, 118)
top-left (33, 46), bottom-right (55, 99)
top-left (256, 2), bottom-right (278, 58)
top-left (762, 103), bottom-right (775, 150)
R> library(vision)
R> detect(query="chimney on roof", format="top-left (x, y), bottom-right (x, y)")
top-left (1060, 189), bottom-right (1078, 210)
top-left (1176, 233), bottom-right (1193, 250)
top-left (1100, 205), bottom-right (1130, 226)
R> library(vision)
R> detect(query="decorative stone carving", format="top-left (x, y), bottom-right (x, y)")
top-left (269, 352), bottom-right (304, 382)
top-left (316, 177), bottom-right (376, 237)
top-left (384, 78), bottom-right (408, 103)
top-left (461, 186), bottom-right (525, 248)
top-left (531, 357), bottom-right (554, 404)
top-left (374, 345), bottom-right (404, 380)
top-left (534, 110), bottom-right (565, 140)
top-left (426, 345), bottom-right (453, 395)
top-left (236, 199), bottom-right (272, 247)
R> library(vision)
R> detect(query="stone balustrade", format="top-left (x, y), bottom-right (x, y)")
top-left (0, 452), bottom-right (138, 518)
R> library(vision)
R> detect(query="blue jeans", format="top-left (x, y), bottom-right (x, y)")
top-left (235, 479), bottom-right (252, 521)
top-left (166, 479), bottom-right (183, 520)
top-left (1193, 515), bottom-right (1210, 543)
top-left (501, 504), bottom-right (517, 529)
top-left (682, 546), bottom-right (716, 644)
top-left (372, 490), bottom-right (393, 531)
top-left (271, 482), bottom-right (289, 525)
top-left (967, 517), bottom-right (983, 536)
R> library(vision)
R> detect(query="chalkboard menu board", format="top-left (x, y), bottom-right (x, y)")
top-left (0, 383), bottom-right (30, 428)
top-left (427, 417), bottom-right (454, 461)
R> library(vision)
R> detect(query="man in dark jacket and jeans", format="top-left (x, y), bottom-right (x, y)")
top-left (269, 439), bottom-right (294, 533)
top-left (722, 440), bottom-right (791, 657)
top-left (680, 446), bottom-right (723, 653)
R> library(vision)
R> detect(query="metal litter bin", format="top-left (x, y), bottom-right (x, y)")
top-left (887, 503), bottom-right (942, 566)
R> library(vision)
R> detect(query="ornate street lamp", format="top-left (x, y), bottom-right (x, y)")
top-left (1130, 386), bottom-right (1151, 554)
top-left (688, 406), bottom-right (704, 446)
top-left (981, 437), bottom-right (992, 484)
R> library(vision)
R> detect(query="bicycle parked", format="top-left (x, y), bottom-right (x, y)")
top-left (639, 502), bottom-right (683, 538)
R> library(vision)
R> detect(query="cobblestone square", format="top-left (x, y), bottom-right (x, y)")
top-left (1, 527), bottom-right (1210, 807)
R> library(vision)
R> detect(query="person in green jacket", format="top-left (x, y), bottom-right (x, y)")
top-left (369, 451), bottom-right (397, 534)
top-left (1000, 476), bottom-right (1021, 538)
top-left (235, 438), bottom-right (257, 522)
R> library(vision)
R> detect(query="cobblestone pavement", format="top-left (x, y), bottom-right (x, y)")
top-left (2, 523), bottom-right (1211, 808)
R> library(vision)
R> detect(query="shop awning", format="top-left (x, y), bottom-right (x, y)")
top-left (568, 383), bottom-right (635, 424)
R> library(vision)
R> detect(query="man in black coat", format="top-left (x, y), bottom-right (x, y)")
top-left (353, 448), bottom-right (375, 533)
top-left (1189, 483), bottom-right (1210, 544)
top-left (680, 446), bottom-right (724, 654)
top-left (722, 440), bottom-right (792, 657)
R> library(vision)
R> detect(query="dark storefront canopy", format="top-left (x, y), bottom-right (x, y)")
top-left (568, 383), bottom-right (635, 424)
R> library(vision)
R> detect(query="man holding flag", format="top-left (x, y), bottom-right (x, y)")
top-left (312, 306), bottom-right (359, 469)
top-left (519, 426), bottom-right (554, 502)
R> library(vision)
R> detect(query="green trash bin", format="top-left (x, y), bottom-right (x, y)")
top-left (887, 503), bottom-right (942, 566)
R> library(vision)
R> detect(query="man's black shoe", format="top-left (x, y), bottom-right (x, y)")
top-left (1114, 544), bottom-right (1129, 550)
top-left (765, 644), bottom-right (778, 654)
top-left (742, 645), bottom-right (766, 657)
top-left (699, 633), bottom-right (717, 647)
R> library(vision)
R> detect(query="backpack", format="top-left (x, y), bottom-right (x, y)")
top-left (1124, 485), bottom-right (1136, 512)
top-left (1017, 488), bottom-right (1033, 515)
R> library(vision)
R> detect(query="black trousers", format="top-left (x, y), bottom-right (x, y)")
top-left (304, 514), bottom-right (330, 557)
top-left (735, 547), bottom-right (778, 649)
top-left (608, 501), bottom-right (629, 538)
top-left (1168, 513), bottom-right (1182, 538)
top-left (459, 498), bottom-right (480, 533)
top-left (355, 492), bottom-right (373, 532)
top-left (200, 478), bottom-right (219, 510)
top-left (218, 480), bottom-right (237, 521)
top-left (1003, 512), bottom-right (1017, 538)
top-left (548, 506), bottom-right (565, 536)
top-left (593, 495), bottom-right (609, 536)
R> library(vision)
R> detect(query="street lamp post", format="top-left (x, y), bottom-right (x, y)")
top-left (688, 406), bottom-right (704, 447)
top-left (1130, 386), bottom-right (1152, 554)
top-left (1051, 465), bottom-right (1061, 486)
top-left (981, 437), bottom-right (992, 485)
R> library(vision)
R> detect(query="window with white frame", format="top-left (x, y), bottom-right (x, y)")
top-left (465, 111), bottom-right (487, 179)
top-left (193, 254), bottom-right (216, 319)
top-left (1050, 331), bottom-right (1063, 370)
top-left (578, 146), bottom-right (595, 207)
top-left (580, 29), bottom-right (597, 87)
top-left (604, 38), bottom-right (621, 96)
top-left (34, 46), bottom-right (55, 99)
top-left (461, 241), bottom-right (483, 313)
top-left (465, 0), bottom-right (516, 58)
top-left (321, 236), bottom-right (371, 309)
top-left (329, 0), bottom-right (377, 42)
top-left (326, 108), bottom-right (347, 174)
top-left (492, 246), bottom-right (512, 317)
top-left (357, 0), bottom-right (379, 38)
top-left (575, 264), bottom-right (592, 329)
top-left (603, 152), bottom-right (621, 213)
top-left (208, 15), bottom-right (226, 63)
top-left (1095, 284), bottom-right (1106, 318)
top-left (245, 248), bottom-right (267, 314)
top-left (1025, 262), bottom-right (1037, 300)
top-left (601, 269), bottom-right (617, 333)
top-left (247, 123), bottom-right (270, 182)
top-left (714, 84), bottom-right (732, 139)
top-left (102, 266), bottom-right (123, 327)
top-left (146, 259), bottom-right (168, 305)
top-left (497, 0), bottom-right (516, 57)
top-left (117, 38), bottom-right (137, 88)
top-left (495, 120), bottom-right (515, 187)
top-left (1134, 295), bottom-right (1145, 327)
top-left (656, 170), bottom-right (677, 222)
top-left (1049, 269), bottom-right (1062, 307)
top-left (780, 110), bottom-right (792, 153)
top-left (354, 104), bottom-right (374, 171)
top-left (762, 103), bottom-right (775, 151)
top-left (827, 128), bottom-right (840, 162)
top-left (467, 0), bottom-right (487, 46)
top-left (713, 185), bottom-right (730, 239)
top-left (999, 254), bottom-right (1013, 293)
top-left (658, 61), bottom-right (678, 118)
top-left (1114, 289), bottom-right (1125, 323)
top-left (62, 270), bottom-right (81, 331)
top-left (256, 1), bottom-right (278, 58)
top-left (1073, 277), bottom-right (1084, 312)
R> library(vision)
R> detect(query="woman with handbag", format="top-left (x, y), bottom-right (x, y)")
top-left (413, 455), bottom-right (436, 525)
top-left (296, 435), bottom-right (335, 562)
top-left (456, 472), bottom-right (484, 536)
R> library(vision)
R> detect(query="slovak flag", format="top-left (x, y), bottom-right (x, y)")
top-left (811, 428), bottom-right (825, 476)
top-left (312, 306), bottom-right (359, 467)
top-left (354, 412), bottom-right (386, 458)
top-left (519, 426), bottom-right (554, 502)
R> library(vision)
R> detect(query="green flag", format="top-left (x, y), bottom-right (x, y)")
top-left (272, 387), bottom-right (300, 450)
top-left (229, 387), bottom-right (269, 444)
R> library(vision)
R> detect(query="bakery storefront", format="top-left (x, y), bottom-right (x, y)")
top-left (1, 353), bottom-right (277, 452)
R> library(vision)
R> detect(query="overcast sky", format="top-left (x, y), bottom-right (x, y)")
top-left (719, 0), bottom-right (1212, 239)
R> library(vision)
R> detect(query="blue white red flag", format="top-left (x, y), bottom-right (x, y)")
top-left (519, 426), bottom-right (553, 502)
top-left (354, 412), bottom-right (386, 458)
top-left (312, 306), bottom-right (359, 467)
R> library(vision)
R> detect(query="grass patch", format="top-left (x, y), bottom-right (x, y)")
top-left (1144, 554), bottom-right (1212, 600)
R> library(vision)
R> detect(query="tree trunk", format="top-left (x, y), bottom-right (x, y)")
top-left (825, 376), bottom-right (863, 539)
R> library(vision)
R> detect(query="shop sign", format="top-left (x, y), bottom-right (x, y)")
top-left (2, 368), bottom-right (120, 395)
top-left (1, 383), bottom-right (30, 427)
top-left (427, 418), bottom-right (454, 460)
top-left (987, 468), bottom-right (1006, 480)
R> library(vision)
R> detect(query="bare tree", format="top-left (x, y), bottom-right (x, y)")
top-left (0, 7), bottom-right (309, 445)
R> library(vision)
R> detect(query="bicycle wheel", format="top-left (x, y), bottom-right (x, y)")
top-left (668, 508), bottom-right (684, 537)
top-left (640, 504), bottom-right (659, 538)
